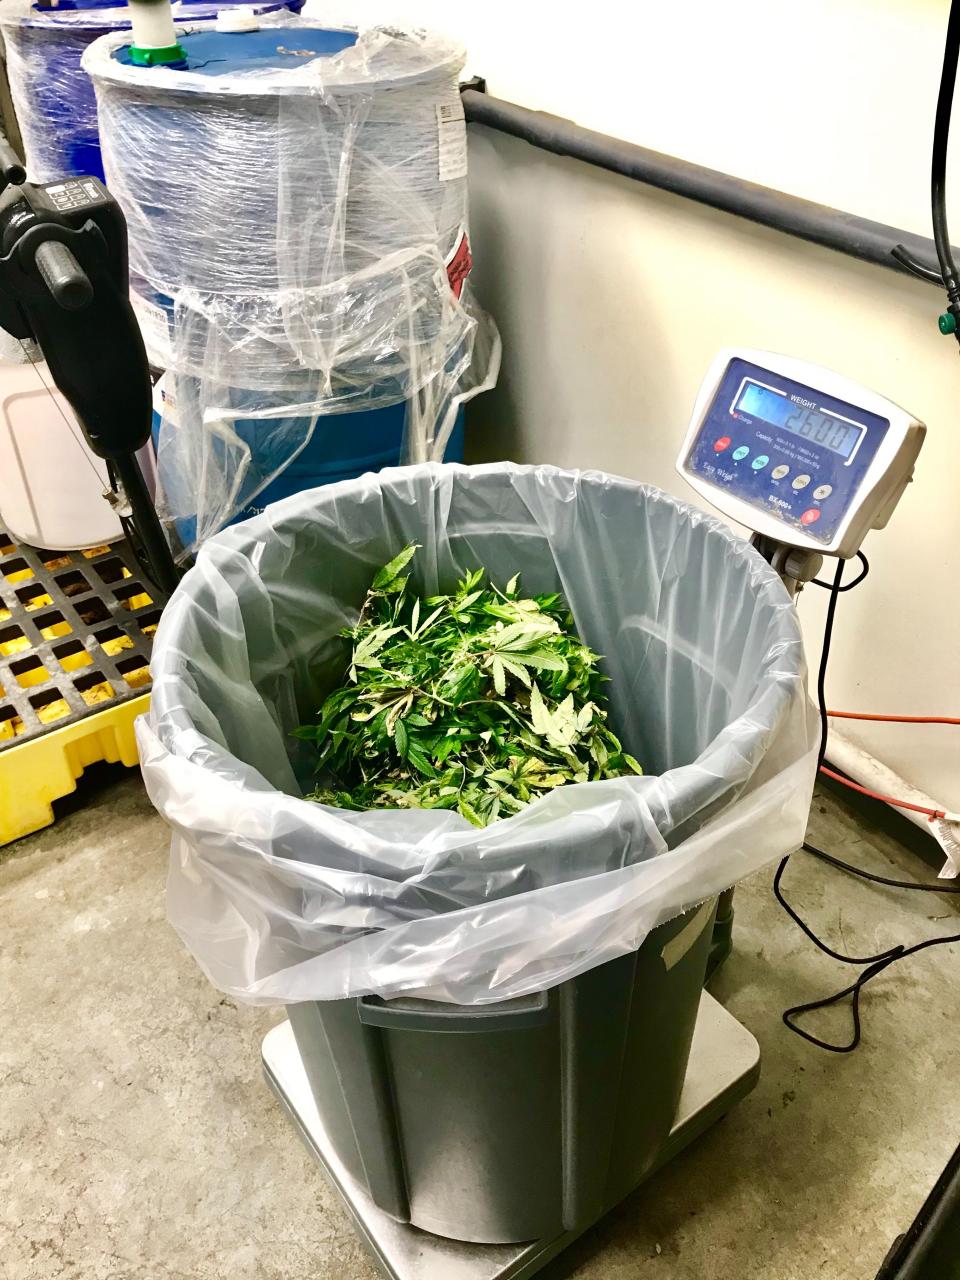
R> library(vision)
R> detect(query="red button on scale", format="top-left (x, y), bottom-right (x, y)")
top-left (800, 508), bottom-right (821, 526)
top-left (713, 436), bottom-right (732, 452)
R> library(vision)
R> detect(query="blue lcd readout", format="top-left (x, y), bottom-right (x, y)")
top-left (685, 357), bottom-right (890, 544)
top-left (737, 382), bottom-right (862, 459)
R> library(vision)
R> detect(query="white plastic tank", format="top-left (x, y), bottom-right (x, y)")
top-left (0, 334), bottom-right (124, 550)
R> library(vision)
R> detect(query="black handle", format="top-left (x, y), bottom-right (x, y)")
top-left (34, 240), bottom-right (94, 311)
top-left (357, 991), bottom-right (551, 1033)
top-left (0, 137), bottom-right (25, 189)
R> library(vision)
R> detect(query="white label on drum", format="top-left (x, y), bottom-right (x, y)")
top-left (130, 291), bottom-right (172, 367)
top-left (436, 101), bottom-right (468, 182)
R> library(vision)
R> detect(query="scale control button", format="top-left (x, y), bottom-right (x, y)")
top-left (813, 484), bottom-right (833, 500)
top-left (732, 445), bottom-right (750, 461)
top-left (800, 508), bottom-right (821, 526)
top-left (771, 464), bottom-right (790, 480)
top-left (714, 436), bottom-right (731, 452)
top-left (792, 473), bottom-right (811, 490)
top-left (751, 454), bottom-right (770, 470)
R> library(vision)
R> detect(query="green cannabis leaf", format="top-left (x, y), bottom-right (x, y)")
top-left (299, 545), bottom-right (643, 826)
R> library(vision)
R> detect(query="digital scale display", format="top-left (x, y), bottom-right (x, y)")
top-left (735, 382), bottom-right (863, 460)
top-left (683, 357), bottom-right (890, 544)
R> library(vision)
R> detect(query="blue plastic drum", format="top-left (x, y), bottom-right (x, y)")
top-left (150, 391), bottom-right (465, 547)
top-left (0, 0), bottom-right (297, 181)
top-left (230, 405), bottom-right (466, 521)
top-left (90, 21), bottom-right (474, 548)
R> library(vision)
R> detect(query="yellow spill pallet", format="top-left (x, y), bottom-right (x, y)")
top-left (0, 531), bottom-right (158, 846)
top-left (0, 692), bottom-right (149, 845)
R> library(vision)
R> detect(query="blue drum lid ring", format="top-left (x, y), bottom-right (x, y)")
top-left (85, 21), bottom-right (465, 95)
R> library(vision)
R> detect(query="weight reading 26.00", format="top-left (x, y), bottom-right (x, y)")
top-left (735, 381), bottom-right (863, 460)
top-left (783, 407), bottom-right (851, 452)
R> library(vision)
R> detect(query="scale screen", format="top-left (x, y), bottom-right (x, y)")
top-left (683, 357), bottom-right (889, 543)
top-left (734, 383), bottom-right (863, 459)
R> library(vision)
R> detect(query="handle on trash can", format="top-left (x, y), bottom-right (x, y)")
top-left (357, 991), bottom-right (552, 1033)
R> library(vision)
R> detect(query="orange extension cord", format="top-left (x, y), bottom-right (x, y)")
top-left (822, 711), bottom-right (959, 820)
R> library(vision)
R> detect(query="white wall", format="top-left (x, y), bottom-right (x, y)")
top-left (337, 0), bottom-right (960, 805)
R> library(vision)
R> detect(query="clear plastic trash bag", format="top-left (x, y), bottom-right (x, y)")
top-left (138, 463), bottom-right (819, 1005)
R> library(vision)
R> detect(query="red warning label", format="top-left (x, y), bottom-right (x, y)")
top-left (445, 228), bottom-right (472, 300)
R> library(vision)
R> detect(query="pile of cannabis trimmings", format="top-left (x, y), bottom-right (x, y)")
top-left (297, 544), bottom-right (642, 827)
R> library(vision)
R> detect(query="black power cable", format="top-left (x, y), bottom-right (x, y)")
top-left (891, 0), bottom-right (960, 343)
top-left (803, 841), bottom-right (960, 895)
top-left (773, 556), bottom-right (960, 1053)
top-left (810, 549), bottom-right (869, 593)
top-left (775, 850), bottom-right (960, 1054)
top-left (814, 556), bottom-right (844, 770)
top-left (931, 0), bottom-right (960, 337)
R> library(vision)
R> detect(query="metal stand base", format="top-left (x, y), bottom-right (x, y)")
top-left (262, 992), bottom-right (759, 1280)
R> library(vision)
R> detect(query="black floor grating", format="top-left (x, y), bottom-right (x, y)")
top-left (0, 534), bottom-right (158, 748)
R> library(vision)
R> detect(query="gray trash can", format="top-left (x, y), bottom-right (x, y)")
top-left (139, 463), bottom-right (816, 1247)
top-left (288, 899), bottom-right (717, 1243)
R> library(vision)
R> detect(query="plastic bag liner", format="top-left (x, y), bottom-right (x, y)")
top-left (138, 463), bottom-right (819, 1006)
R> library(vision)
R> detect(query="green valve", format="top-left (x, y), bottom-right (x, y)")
top-left (939, 311), bottom-right (957, 335)
top-left (129, 42), bottom-right (187, 66)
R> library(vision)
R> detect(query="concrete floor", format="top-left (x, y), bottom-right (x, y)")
top-left (1, 771), bottom-right (958, 1280)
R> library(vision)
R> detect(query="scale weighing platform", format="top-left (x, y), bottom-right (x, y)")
top-left (261, 349), bottom-right (924, 1279)
top-left (263, 992), bottom-right (759, 1280)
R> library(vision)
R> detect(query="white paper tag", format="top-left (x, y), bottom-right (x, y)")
top-left (934, 818), bottom-right (960, 878)
top-left (130, 290), bottom-right (172, 367)
top-left (436, 101), bottom-right (467, 182)
top-left (934, 821), bottom-right (959, 878)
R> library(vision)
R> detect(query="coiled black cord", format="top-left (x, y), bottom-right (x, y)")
top-left (775, 845), bottom-right (960, 1053)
